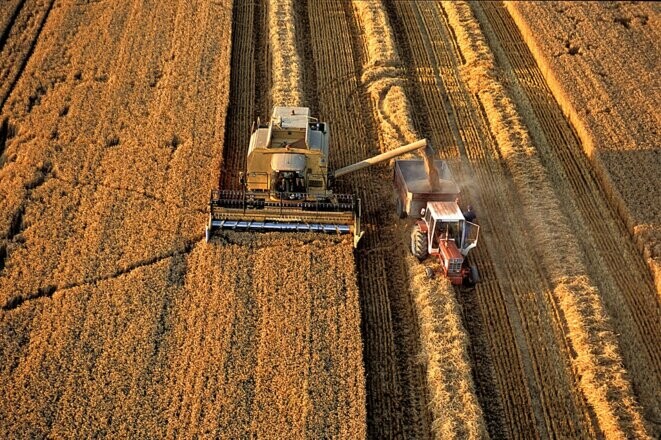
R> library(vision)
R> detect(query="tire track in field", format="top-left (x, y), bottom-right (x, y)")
top-left (2, 237), bottom-right (202, 311)
top-left (308, 2), bottom-right (431, 438)
top-left (0, 0), bottom-right (26, 53)
top-left (215, 1), bottom-right (367, 436)
top-left (383, 5), bottom-right (514, 437)
top-left (307, 1), bottom-right (436, 437)
top-left (386, 2), bottom-right (544, 437)
top-left (386, 1), bottom-right (630, 437)
top-left (219, 0), bottom-right (266, 190)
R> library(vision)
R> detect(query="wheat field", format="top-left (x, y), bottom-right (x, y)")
top-left (1, 0), bottom-right (658, 438)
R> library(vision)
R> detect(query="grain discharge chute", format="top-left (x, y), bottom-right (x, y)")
top-left (207, 106), bottom-right (429, 247)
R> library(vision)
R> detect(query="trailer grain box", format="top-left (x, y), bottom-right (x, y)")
top-left (393, 159), bottom-right (460, 218)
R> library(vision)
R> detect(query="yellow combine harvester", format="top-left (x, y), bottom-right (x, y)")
top-left (207, 106), bottom-right (428, 247)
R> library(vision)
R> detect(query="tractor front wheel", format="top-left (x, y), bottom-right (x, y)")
top-left (411, 225), bottom-right (429, 260)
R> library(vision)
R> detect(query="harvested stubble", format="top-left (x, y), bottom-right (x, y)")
top-left (269, 0), bottom-right (304, 107)
top-left (504, 1), bottom-right (661, 293)
top-left (443, 2), bottom-right (650, 438)
top-left (473, 1), bottom-right (660, 434)
top-left (351, 1), bottom-right (486, 437)
top-left (306, 2), bottom-right (430, 435)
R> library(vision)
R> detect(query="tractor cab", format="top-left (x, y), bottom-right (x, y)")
top-left (424, 202), bottom-right (479, 256)
top-left (411, 201), bottom-right (480, 286)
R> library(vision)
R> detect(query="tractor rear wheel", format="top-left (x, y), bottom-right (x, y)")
top-left (463, 265), bottom-right (479, 288)
top-left (411, 225), bottom-right (429, 260)
top-left (470, 265), bottom-right (480, 284)
top-left (396, 197), bottom-right (406, 219)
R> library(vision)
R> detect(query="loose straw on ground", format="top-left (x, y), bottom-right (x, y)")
top-left (352, 2), bottom-right (489, 438)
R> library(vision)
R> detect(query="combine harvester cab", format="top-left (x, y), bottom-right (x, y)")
top-left (207, 106), bottom-right (430, 247)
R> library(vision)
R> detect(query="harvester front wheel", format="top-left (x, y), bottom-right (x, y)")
top-left (411, 225), bottom-right (428, 260)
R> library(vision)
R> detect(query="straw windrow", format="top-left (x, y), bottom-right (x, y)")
top-left (269, 0), bottom-right (304, 107)
top-left (352, 2), bottom-right (489, 438)
top-left (351, 1), bottom-right (441, 191)
top-left (504, 2), bottom-right (661, 296)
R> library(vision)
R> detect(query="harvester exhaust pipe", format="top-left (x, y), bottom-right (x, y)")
top-left (333, 139), bottom-right (428, 178)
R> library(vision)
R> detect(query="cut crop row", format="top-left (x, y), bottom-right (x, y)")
top-left (389, 2), bottom-right (562, 437)
top-left (441, 2), bottom-right (649, 438)
top-left (308, 0), bottom-right (437, 436)
top-left (350, 1), bottom-right (488, 438)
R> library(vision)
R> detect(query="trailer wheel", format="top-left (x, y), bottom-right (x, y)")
top-left (411, 225), bottom-right (428, 260)
top-left (396, 197), bottom-right (406, 219)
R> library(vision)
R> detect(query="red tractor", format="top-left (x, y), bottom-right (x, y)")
top-left (410, 201), bottom-right (480, 286)
top-left (392, 158), bottom-right (480, 286)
